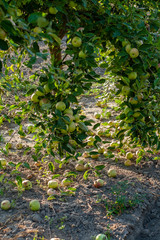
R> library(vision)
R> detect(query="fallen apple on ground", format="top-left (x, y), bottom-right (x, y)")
top-left (94, 179), bottom-right (104, 188)
top-left (96, 233), bottom-right (108, 240)
top-left (124, 160), bottom-right (132, 166)
top-left (1, 200), bottom-right (11, 210)
top-left (22, 180), bottom-right (32, 190)
top-left (126, 152), bottom-right (133, 159)
top-left (75, 163), bottom-right (85, 171)
top-left (16, 143), bottom-right (23, 149)
top-left (48, 180), bottom-right (59, 189)
top-left (47, 189), bottom-right (56, 196)
top-left (29, 200), bottom-right (40, 211)
top-left (0, 158), bottom-right (7, 166)
top-left (107, 168), bottom-right (117, 177)
top-left (94, 112), bottom-right (101, 119)
top-left (61, 178), bottom-right (71, 187)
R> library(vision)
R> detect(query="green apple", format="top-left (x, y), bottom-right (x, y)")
top-left (94, 112), bottom-right (101, 119)
top-left (129, 48), bottom-right (139, 58)
top-left (124, 160), bottom-right (132, 166)
top-left (39, 98), bottom-right (48, 106)
top-left (128, 72), bottom-right (137, 80)
top-left (126, 117), bottom-right (135, 123)
top-left (35, 89), bottom-right (44, 96)
top-left (0, 28), bottom-right (7, 39)
top-left (79, 50), bottom-right (86, 58)
top-left (126, 152), bottom-right (133, 159)
top-left (84, 162), bottom-right (92, 170)
top-left (72, 36), bottom-right (82, 47)
top-left (68, 122), bottom-right (76, 132)
top-left (82, 152), bottom-right (90, 158)
top-left (129, 97), bottom-right (138, 105)
top-left (122, 39), bottom-right (130, 47)
top-left (37, 17), bottom-right (49, 28)
top-left (47, 189), bottom-right (56, 196)
top-left (56, 101), bottom-right (66, 111)
top-left (64, 108), bottom-right (73, 115)
top-left (61, 178), bottom-right (71, 187)
top-left (91, 154), bottom-right (100, 159)
top-left (22, 180), bottom-right (32, 190)
top-left (107, 168), bottom-right (117, 177)
top-left (31, 93), bottom-right (39, 103)
top-left (124, 107), bottom-right (131, 115)
top-left (16, 143), bottom-right (23, 149)
top-left (75, 164), bottom-right (85, 171)
top-left (136, 40), bottom-right (143, 46)
top-left (98, 147), bottom-right (105, 154)
top-left (1, 200), bottom-right (11, 210)
top-left (96, 234), bottom-right (108, 240)
top-left (44, 84), bottom-right (50, 93)
top-left (69, 1), bottom-right (77, 8)
top-left (64, 114), bottom-right (75, 122)
top-left (0, 159), bottom-right (7, 166)
top-left (121, 86), bottom-right (130, 96)
top-left (125, 44), bottom-right (131, 53)
top-left (94, 179), bottom-right (104, 188)
top-left (48, 180), bottom-right (58, 189)
top-left (133, 112), bottom-right (140, 118)
top-left (74, 114), bottom-right (80, 122)
top-left (29, 200), bottom-right (40, 211)
top-left (49, 7), bottom-right (58, 14)
top-left (33, 27), bottom-right (42, 33)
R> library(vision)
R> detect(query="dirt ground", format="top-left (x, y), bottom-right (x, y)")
top-left (0, 40), bottom-right (160, 240)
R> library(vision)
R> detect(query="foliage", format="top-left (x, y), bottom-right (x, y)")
top-left (0, 0), bottom-right (160, 161)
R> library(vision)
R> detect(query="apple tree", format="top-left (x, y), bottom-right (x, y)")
top-left (0, 0), bottom-right (160, 162)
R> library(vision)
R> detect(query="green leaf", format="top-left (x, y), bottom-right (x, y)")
top-left (0, 60), bottom-right (2, 72)
top-left (78, 122), bottom-right (88, 132)
top-left (28, 13), bottom-right (41, 23)
top-left (95, 165), bottom-right (105, 170)
top-left (83, 170), bottom-right (89, 180)
top-left (50, 33), bottom-right (61, 45)
top-left (23, 162), bottom-right (30, 169)
top-left (0, 40), bottom-right (9, 50)
top-left (48, 162), bottom-right (55, 172)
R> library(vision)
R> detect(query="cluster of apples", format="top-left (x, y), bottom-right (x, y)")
top-left (31, 84), bottom-right (51, 105)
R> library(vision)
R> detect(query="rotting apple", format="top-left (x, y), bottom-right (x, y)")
top-left (29, 200), bottom-right (40, 211)
top-left (94, 179), bottom-right (104, 188)
top-left (1, 200), bottom-right (11, 210)
top-left (72, 36), bottom-right (82, 47)
top-left (47, 189), bottom-right (56, 196)
top-left (61, 178), bottom-right (71, 187)
top-left (129, 48), bottom-right (139, 58)
top-left (39, 98), bottom-right (49, 107)
top-left (48, 180), bottom-right (58, 189)
top-left (22, 180), bottom-right (32, 190)
top-left (56, 101), bottom-right (66, 111)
